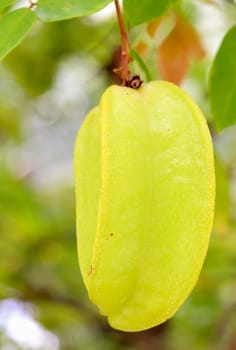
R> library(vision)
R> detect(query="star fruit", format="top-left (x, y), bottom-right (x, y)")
top-left (74, 80), bottom-right (215, 332)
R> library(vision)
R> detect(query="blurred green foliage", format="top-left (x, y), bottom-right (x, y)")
top-left (0, 1), bottom-right (236, 350)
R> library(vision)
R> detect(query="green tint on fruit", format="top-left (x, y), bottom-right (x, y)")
top-left (74, 81), bottom-right (215, 332)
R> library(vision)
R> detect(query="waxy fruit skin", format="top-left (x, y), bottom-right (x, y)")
top-left (74, 81), bottom-right (215, 332)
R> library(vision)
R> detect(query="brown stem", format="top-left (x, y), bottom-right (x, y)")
top-left (29, 0), bottom-right (37, 9)
top-left (114, 0), bottom-right (131, 84)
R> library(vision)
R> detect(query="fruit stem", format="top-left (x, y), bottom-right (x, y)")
top-left (28, 0), bottom-right (37, 9)
top-left (114, 0), bottom-right (131, 85)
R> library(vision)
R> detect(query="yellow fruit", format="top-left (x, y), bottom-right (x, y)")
top-left (74, 81), bottom-right (215, 332)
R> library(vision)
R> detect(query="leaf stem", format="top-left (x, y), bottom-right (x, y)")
top-left (130, 48), bottom-right (152, 82)
top-left (114, 0), bottom-right (131, 84)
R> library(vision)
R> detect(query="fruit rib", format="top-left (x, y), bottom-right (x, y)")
top-left (74, 107), bottom-right (101, 288)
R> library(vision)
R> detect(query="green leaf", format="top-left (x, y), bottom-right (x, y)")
top-left (0, 0), bottom-right (16, 11)
top-left (36, 0), bottom-right (113, 22)
top-left (0, 8), bottom-right (36, 61)
top-left (123, 0), bottom-right (177, 26)
top-left (209, 26), bottom-right (236, 131)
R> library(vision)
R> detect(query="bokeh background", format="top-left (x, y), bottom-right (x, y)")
top-left (1, 1), bottom-right (236, 349)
